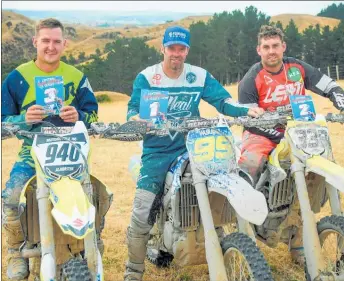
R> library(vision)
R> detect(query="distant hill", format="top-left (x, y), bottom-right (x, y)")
top-left (1, 10), bottom-right (118, 63)
top-left (1, 11), bottom-right (36, 64)
top-left (4, 9), bottom-right (205, 27)
top-left (271, 14), bottom-right (340, 32)
top-left (1, 10), bottom-right (341, 65)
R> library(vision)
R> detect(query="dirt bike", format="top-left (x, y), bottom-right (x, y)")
top-left (236, 112), bottom-right (344, 281)
top-left (2, 121), bottom-right (114, 281)
top-left (93, 113), bottom-right (290, 281)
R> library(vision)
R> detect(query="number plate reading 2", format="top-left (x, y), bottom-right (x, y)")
top-left (186, 127), bottom-right (237, 175)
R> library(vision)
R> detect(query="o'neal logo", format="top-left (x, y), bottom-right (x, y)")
top-left (186, 72), bottom-right (196, 84)
top-left (287, 67), bottom-right (302, 82)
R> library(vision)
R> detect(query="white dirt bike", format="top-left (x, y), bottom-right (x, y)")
top-left (237, 112), bottom-right (344, 281)
top-left (2, 121), bottom-right (114, 281)
top-left (94, 114), bottom-right (289, 281)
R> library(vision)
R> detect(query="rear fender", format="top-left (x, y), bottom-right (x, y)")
top-left (50, 177), bottom-right (95, 239)
top-left (306, 156), bottom-right (344, 193)
top-left (208, 173), bottom-right (268, 225)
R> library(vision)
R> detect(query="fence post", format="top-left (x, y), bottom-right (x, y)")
top-left (327, 66), bottom-right (331, 78)
top-left (336, 65), bottom-right (339, 80)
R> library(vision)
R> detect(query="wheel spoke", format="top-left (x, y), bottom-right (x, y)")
top-left (224, 247), bottom-right (254, 281)
top-left (320, 229), bottom-right (344, 275)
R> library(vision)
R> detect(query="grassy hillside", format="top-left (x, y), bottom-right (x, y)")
top-left (271, 14), bottom-right (340, 32)
top-left (1, 11), bottom-right (341, 62)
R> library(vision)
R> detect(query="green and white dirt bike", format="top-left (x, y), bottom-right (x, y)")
top-left (236, 112), bottom-right (344, 281)
top-left (2, 121), bottom-right (114, 281)
top-left (94, 114), bottom-right (290, 281)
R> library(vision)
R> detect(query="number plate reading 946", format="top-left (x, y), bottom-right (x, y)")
top-left (288, 125), bottom-right (330, 156)
top-left (33, 132), bottom-right (89, 179)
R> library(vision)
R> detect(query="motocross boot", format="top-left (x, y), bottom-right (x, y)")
top-left (124, 226), bottom-right (150, 281)
top-left (3, 206), bottom-right (29, 280)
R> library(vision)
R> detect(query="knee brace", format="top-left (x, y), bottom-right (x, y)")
top-left (130, 189), bottom-right (163, 235)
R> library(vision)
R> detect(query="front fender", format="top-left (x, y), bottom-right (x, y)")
top-left (306, 156), bottom-right (344, 193)
top-left (208, 173), bottom-right (268, 225)
top-left (50, 177), bottom-right (95, 239)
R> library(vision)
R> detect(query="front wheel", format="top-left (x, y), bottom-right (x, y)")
top-left (60, 257), bottom-right (92, 281)
top-left (221, 232), bottom-right (274, 281)
top-left (305, 215), bottom-right (344, 281)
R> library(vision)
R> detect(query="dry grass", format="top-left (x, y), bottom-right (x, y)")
top-left (2, 10), bottom-right (340, 58)
top-left (1, 81), bottom-right (344, 281)
top-left (271, 14), bottom-right (340, 32)
top-left (67, 13), bottom-right (340, 54)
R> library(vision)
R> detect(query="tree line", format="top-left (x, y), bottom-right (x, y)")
top-left (79, 5), bottom-right (344, 94)
top-left (2, 3), bottom-right (344, 95)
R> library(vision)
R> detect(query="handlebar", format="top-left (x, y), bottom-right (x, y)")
top-left (2, 113), bottom-right (344, 141)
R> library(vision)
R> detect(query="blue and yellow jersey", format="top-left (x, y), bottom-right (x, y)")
top-left (127, 63), bottom-right (249, 156)
top-left (1, 60), bottom-right (98, 166)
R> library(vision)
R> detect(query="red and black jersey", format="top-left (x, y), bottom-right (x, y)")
top-left (239, 57), bottom-right (344, 143)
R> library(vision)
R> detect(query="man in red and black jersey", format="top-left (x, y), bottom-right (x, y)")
top-left (238, 24), bottom-right (344, 265)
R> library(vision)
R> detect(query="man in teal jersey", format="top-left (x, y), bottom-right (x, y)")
top-left (124, 25), bottom-right (264, 281)
top-left (1, 18), bottom-right (98, 280)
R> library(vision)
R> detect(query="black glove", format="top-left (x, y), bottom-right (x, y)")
top-left (329, 86), bottom-right (344, 112)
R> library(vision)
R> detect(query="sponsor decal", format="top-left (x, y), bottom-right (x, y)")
top-left (152, 74), bottom-right (161, 85)
top-left (186, 72), bottom-right (196, 84)
top-left (264, 75), bottom-right (273, 85)
top-left (333, 92), bottom-right (344, 108)
top-left (73, 218), bottom-right (84, 228)
top-left (263, 82), bottom-right (303, 104)
top-left (169, 31), bottom-right (186, 39)
top-left (287, 67), bottom-right (302, 82)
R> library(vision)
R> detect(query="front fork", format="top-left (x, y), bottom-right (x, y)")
top-left (190, 163), bottom-right (228, 281)
top-left (36, 177), bottom-right (56, 281)
top-left (83, 176), bottom-right (103, 281)
top-left (37, 176), bottom-right (103, 281)
top-left (328, 183), bottom-right (343, 216)
top-left (290, 154), bottom-right (326, 280)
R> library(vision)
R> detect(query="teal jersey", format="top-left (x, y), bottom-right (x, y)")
top-left (127, 63), bottom-right (249, 155)
top-left (2, 60), bottom-right (98, 166)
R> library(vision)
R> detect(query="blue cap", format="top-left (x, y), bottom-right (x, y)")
top-left (163, 26), bottom-right (190, 48)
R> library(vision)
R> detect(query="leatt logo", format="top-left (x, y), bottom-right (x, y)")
top-left (263, 82), bottom-right (303, 104)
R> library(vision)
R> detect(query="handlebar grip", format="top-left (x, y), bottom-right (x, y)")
top-left (326, 113), bottom-right (344, 123)
top-left (1, 129), bottom-right (14, 140)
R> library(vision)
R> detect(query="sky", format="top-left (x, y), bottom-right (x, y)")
top-left (2, 1), bottom-right (342, 16)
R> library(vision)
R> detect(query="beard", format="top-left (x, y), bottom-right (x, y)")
top-left (264, 55), bottom-right (282, 68)
top-left (169, 57), bottom-right (183, 70)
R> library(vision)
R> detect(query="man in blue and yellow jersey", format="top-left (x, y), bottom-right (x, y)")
top-left (124, 26), bottom-right (264, 281)
top-left (1, 18), bottom-right (98, 280)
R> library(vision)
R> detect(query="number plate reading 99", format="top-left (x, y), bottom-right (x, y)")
top-left (192, 135), bottom-right (232, 163)
top-left (45, 143), bottom-right (82, 164)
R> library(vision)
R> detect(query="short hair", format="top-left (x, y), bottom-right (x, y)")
top-left (35, 18), bottom-right (64, 36)
top-left (257, 25), bottom-right (284, 45)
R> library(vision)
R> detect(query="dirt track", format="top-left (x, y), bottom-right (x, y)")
top-left (2, 82), bottom-right (344, 281)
